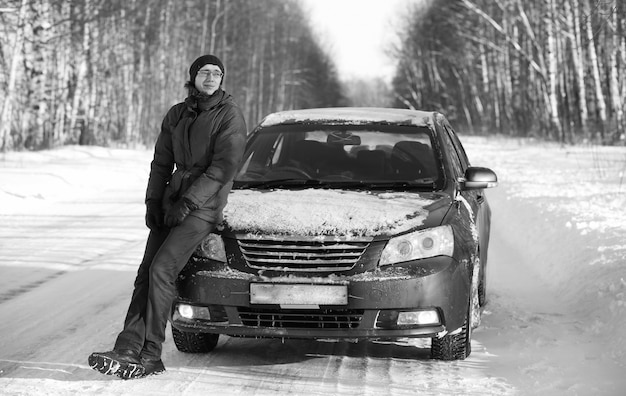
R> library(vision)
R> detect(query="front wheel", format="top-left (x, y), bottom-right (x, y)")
top-left (172, 327), bottom-right (219, 353)
top-left (431, 260), bottom-right (478, 360)
top-left (430, 315), bottom-right (471, 360)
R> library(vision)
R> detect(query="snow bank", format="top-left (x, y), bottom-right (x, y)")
top-left (0, 145), bottom-right (151, 214)
top-left (464, 136), bottom-right (626, 362)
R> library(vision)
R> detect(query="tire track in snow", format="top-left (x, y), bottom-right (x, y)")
top-left (0, 193), bottom-right (146, 273)
top-left (0, 270), bottom-right (65, 304)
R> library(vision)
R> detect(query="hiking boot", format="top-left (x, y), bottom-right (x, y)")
top-left (139, 357), bottom-right (166, 377)
top-left (88, 349), bottom-right (144, 379)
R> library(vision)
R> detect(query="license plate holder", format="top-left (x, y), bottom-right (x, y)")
top-left (249, 283), bottom-right (348, 306)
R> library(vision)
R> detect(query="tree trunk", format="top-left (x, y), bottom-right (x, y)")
top-left (0, 0), bottom-right (28, 151)
top-left (608, 0), bottom-right (623, 143)
top-left (500, 3), bottom-right (513, 129)
top-left (71, 0), bottom-right (91, 145)
top-left (480, 44), bottom-right (489, 123)
top-left (210, 0), bottom-right (223, 54)
top-left (545, 0), bottom-right (562, 141)
top-left (122, 3), bottom-right (136, 145)
top-left (584, 0), bottom-right (608, 141)
top-left (200, 0), bottom-right (210, 54)
top-left (565, 0), bottom-right (588, 136)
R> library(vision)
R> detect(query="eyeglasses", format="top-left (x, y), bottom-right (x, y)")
top-left (197, 70), bottom-right (223, 79)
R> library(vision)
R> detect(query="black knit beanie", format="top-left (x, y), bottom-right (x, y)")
top-left (189, 55), bottom-right (225, 81)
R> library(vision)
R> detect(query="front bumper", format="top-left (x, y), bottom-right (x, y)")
top-left (171, 256), bottom-right (470, 340)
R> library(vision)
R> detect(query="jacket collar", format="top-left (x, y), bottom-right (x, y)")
top-left (184, 89), bottom-right (225, 113)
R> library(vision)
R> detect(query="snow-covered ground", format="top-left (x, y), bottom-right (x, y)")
top-left (0, 136), bottom-right (625, 395)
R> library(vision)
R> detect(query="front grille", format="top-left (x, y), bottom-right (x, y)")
top-left (238, 307), bottom-right (364, 329)
top-left (237, 236), bottom-right (370, 272)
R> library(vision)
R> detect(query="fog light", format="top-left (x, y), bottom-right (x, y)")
top-left (397, 309), bottom-right (440, 326)
top-left (177, 304), bottom-right (211, 320)
top-left (178, 304), bottom-right (194, 319)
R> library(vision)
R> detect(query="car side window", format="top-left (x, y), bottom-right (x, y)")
top-left (270, 134), bottom-right (284, 166)
top-left (440, 126), bottom-right (464, 178)
top-left (444, 125), bottom-right (469, 170)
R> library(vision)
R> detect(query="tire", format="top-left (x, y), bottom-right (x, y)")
top-left (478, 249), bottom-right (487, 307)
top-left (470, 256), bottom-right (482, 330)
top-left (172, 327), bottom-right (219, 353)
top-left (478, 275), bottom-right (487, 307)
top-left (430, 315), bottom-right (472, 360)
top-left (431, 261), bottom-right (476, 361)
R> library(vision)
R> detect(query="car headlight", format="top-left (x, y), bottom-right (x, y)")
top-left (379, 225), bottom-right (454, 266)
top-left (197, 233), bottom-right (227, 262)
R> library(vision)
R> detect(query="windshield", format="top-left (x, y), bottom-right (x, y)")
top-left (234, 124), bottom-right (442, 190)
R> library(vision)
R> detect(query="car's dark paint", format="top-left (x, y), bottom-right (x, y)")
top-left (174, 254), bottom-right (469, 337)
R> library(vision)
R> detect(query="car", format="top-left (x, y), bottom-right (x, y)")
top-left (170, 107), bottom-right (497, 360)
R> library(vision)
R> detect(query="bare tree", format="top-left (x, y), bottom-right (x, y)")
top-left (391, 0), bottom-right (626, 144)
top-left (0, 0), bottom-right (345, 150)
top-left (0, 0), bottom-right (28, 151)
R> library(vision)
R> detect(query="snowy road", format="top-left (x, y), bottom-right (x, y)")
top-left (1, 139), bottom-right (625, 395)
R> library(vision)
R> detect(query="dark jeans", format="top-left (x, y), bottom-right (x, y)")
top-left (114, 215), bottom-right (215, 360)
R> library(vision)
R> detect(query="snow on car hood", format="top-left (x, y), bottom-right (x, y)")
top-left (223, 189), bottom-right (438, 237)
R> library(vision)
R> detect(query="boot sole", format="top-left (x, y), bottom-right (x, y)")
top-left (142, 368), bottom-right (166, 377)
top-left (140, 360), bottom-right (166, 377)
top-left (117, 362), bottom-right (146, 380)
top-left (88, 353), bottom-right (145, 379)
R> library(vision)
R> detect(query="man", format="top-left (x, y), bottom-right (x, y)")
top-left (88, 55), bottom-right (247, 379)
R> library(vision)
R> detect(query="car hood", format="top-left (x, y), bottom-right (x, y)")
top-left (223, 188), bottom-right (451, 238)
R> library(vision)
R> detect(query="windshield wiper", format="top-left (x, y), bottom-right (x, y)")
top-left (368, 180), bottom-right (436, 190)
top-left (235, 178), bottom-right (436, 190)
top-left (236, 178), bottom-right (326, 189)
top-left (327, 180), bottom-right (436, 190)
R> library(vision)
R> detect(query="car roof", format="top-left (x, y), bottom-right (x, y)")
top-left (259, 107), bottom-right (442, 128)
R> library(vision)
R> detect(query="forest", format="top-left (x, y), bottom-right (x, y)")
top-left (1, 0), bottom-right (625, 151)
top-left (393, 0), bottom-right (625, 144)
top-left (0, 0), bottom-right (346, 150)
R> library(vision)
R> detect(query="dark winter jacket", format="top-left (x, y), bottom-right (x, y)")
top-left (145, 89), bottom-right (247, 223)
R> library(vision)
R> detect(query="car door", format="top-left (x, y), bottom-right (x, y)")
top-left (439, 122), bottom-right (484, 243)
top-left (441, 122), bottom-right (491, 288)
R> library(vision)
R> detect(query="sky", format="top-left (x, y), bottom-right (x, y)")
top-left (301, 0), bottom-right (421, 81)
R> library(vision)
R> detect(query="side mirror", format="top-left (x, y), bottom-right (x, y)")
top-left (460, 166), bottom-right (498, 190)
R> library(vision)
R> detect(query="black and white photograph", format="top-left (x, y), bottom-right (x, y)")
top-left (0, 0), bottom-right (625, 395)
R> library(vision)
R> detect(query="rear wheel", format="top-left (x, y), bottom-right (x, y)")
top-left (478, 276), bottom-right (487, 307)
top-left (172, 327), bottom-right (219, 353)
top-left (478, 250), bottom-right (487, 307)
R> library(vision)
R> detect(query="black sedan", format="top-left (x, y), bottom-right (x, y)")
top-left (170, 107), bottom-right (497, 360)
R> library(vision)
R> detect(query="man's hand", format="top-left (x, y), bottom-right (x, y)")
top-left (164, 198), bottom-right (198, 228)
top-left (145, 200), bottom-right (164, 230)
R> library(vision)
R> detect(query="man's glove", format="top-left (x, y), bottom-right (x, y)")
top-left (164, 197), bottom-right (198, 228)
top-left (145, 200), bottom-right (164, 230)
